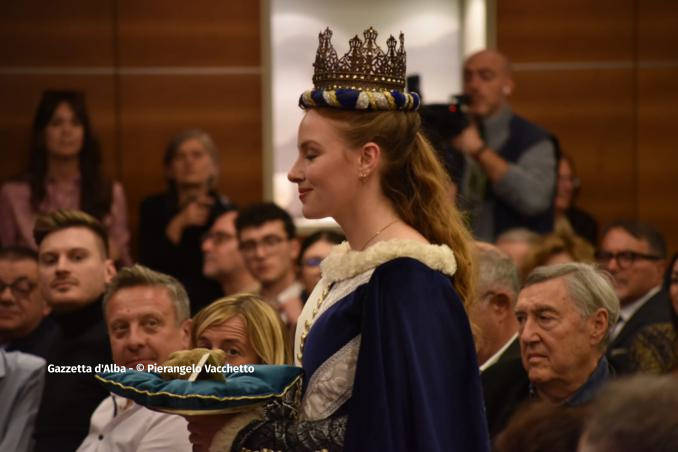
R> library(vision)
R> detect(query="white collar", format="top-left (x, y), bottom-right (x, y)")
top-left (479, 333), bottom-right (518, 372)
top-left (276, 281), bottom-right (303, 304)
top-left (320, 239), bottom-right (457, 283)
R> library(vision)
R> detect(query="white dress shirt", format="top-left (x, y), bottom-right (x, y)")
top-left (0, 349), bottom-right (46, 452)
top-left (480, 334), bottom-right (519, 372)
top-left (76, 394), bottom-right (192, 452)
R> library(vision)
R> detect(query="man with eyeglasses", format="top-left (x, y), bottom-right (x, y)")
top-left (0, 246), bottom-right (57, 359)
top-left (202, 208), bottom-right (259, 297)
top-left (596, 220), bottom-right (672, 374)
top-left (235, 202), bottom-right (303, 329)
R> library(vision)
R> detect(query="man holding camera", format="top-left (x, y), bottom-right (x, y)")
top-left (453, 49), bottom-right (557, 241)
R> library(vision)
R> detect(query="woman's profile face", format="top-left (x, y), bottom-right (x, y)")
top-left (195, 314), bottom-right (260, 366)
top-left (670, 259), bottom-right (678, 314)
top-left (555, 158), bottom-right (575, 211)
top-left (289, 109), bottom-right (361, 220)
top-left (44, 102), bottom-right (84, 159)
top-left (168, 137), bottom-right (217, 188)
top-left (300, 239), bottom-right (334, 294)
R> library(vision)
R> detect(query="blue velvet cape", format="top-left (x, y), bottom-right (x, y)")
top-left (301, 255), bottom-right (490, 451)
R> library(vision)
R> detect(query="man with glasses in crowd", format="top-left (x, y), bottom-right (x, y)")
top-left (235, 202), bottom-right (303, 329)
top-left (596, 220), bottom-right (672, 374)
top-left (0, 247), bottom-right (57, 359)
top-left (202, 207), bottom-right (259, 297)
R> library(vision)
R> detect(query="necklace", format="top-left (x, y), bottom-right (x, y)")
top-left (359, 218), bottom-right (400, 251)
top-left (297, 219), bottom-right (400, 363)
top-left (298, 282), bottom-right (332, 363)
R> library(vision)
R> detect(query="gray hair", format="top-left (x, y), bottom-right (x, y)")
top-left (524, 263), bottom-right (620, 346)
top-left (495, 227), bottom-right (541, 245)
top-left (103, 264), bottom-right (191, 324)
top-left (163, 128), bottom-right (220, 187)
top-left (475, 243), bottom-right (520, 303)
top-left (581, 375), bottom-right (678, 452)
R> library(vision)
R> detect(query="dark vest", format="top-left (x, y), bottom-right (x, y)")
top-left (492, 114), bottom-right (556, 236)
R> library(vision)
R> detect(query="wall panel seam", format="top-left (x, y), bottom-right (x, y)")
top-left (0, 66), bottom-right (262, 75)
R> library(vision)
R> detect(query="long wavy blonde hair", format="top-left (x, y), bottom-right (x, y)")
top-left (313, 108), bottom-right (476, 309)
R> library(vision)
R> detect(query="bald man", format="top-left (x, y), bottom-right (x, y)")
top-left (453, 49), bottom-right (557, 241)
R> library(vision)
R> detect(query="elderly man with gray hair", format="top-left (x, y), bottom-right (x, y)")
top-left (482, 262), bottom-right (620, 440)
top-left (469, 242), bottom-right (521, 371)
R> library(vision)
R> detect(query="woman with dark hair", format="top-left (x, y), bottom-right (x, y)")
top-left (0, 90), bottom-right (131, 264)
top-left (189, 26), bottom-right (489, 452)
top-left (554, 153), bottom-right (598, 245)
top-left (297, 230), bottom-right (345, 302)
top-left (138, 129), bottom-right (232, 314)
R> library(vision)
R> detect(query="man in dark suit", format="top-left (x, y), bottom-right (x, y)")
top-left (596, 220), bottom-right (671, 374)
top-left (469, 242), bottom-right (521, 371)
top-left (482, 263), bottom-right (619, 440)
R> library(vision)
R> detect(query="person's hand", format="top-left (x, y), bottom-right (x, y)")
top-left (165, 195), bottom-right (214, 244)
top-left (180, 195), bottom-right (214, 227)
top-left (451, 123), bottom-right (486, 156)
top-left (185, 414), bottom-right (235, 452)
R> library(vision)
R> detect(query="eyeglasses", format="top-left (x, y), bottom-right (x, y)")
top-left (595, 250), bottom-right (662, 269)
top-left (303, 257), bottom-right (324, 268)
top-left (239, 234), bottom-right (286, 254)
top-left (202, 231), bottom-right (236, 246)
top-left (0, 278), bottom-right (37, 298)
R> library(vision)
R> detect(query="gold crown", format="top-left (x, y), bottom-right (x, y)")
top-left (312, 27), bottom-right (407, 92)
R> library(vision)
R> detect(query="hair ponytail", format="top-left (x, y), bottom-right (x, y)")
top-left (314, 108), bottom-right (476, 309)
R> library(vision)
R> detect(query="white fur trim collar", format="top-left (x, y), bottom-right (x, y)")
top-left (320, 239), bottom-right (457, 283)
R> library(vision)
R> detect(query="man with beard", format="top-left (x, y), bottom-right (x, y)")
top-left (32, 210), bottom-right (115, 452)
top-left (453, 50), bottom-right (557, 241)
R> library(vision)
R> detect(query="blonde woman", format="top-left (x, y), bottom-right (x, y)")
top-left (191, 293), bottom-right (291, 366)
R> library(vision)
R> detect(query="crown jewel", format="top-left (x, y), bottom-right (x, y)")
top-left (312, 27), bottom-right (407, 92)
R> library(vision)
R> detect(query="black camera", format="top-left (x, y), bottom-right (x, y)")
top-left (407, 74), bottom-right (471, 143)
top-left (418, 95), bottom-right (472, 142)
top-left (407, 75), bottom-right (471, 183)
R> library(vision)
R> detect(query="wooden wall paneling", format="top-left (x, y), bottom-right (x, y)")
top-left (0, 1), bottom-right (115, 66)
top-left (496, 0), bottom-right (635, 62)
top-left (116, 0), bottom-right (260, 66)
top-left (118, 74), bottom-right (262, 256)
top-left (0, 75), bottom-right (118, 185)
top-left (115, 0), bottom-right (263, 259)
top-left (509, 69), bottom-right (637, 227)
top-left (637, 68), bottom-right (678, 252)
top-left (0, 1), bottom-right (117, 185)
top-left (636, 0), bottom-right (678, 252)
top-left (637, 0), bottom-right (678, 61)
top-left (497, 0), bottom-right (640, 241)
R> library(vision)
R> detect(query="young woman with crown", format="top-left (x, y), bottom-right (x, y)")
top-left (193, 26), bottom-right (490, 452)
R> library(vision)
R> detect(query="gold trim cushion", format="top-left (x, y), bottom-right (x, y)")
top-left (95, 365), bottom-right (303, 416)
